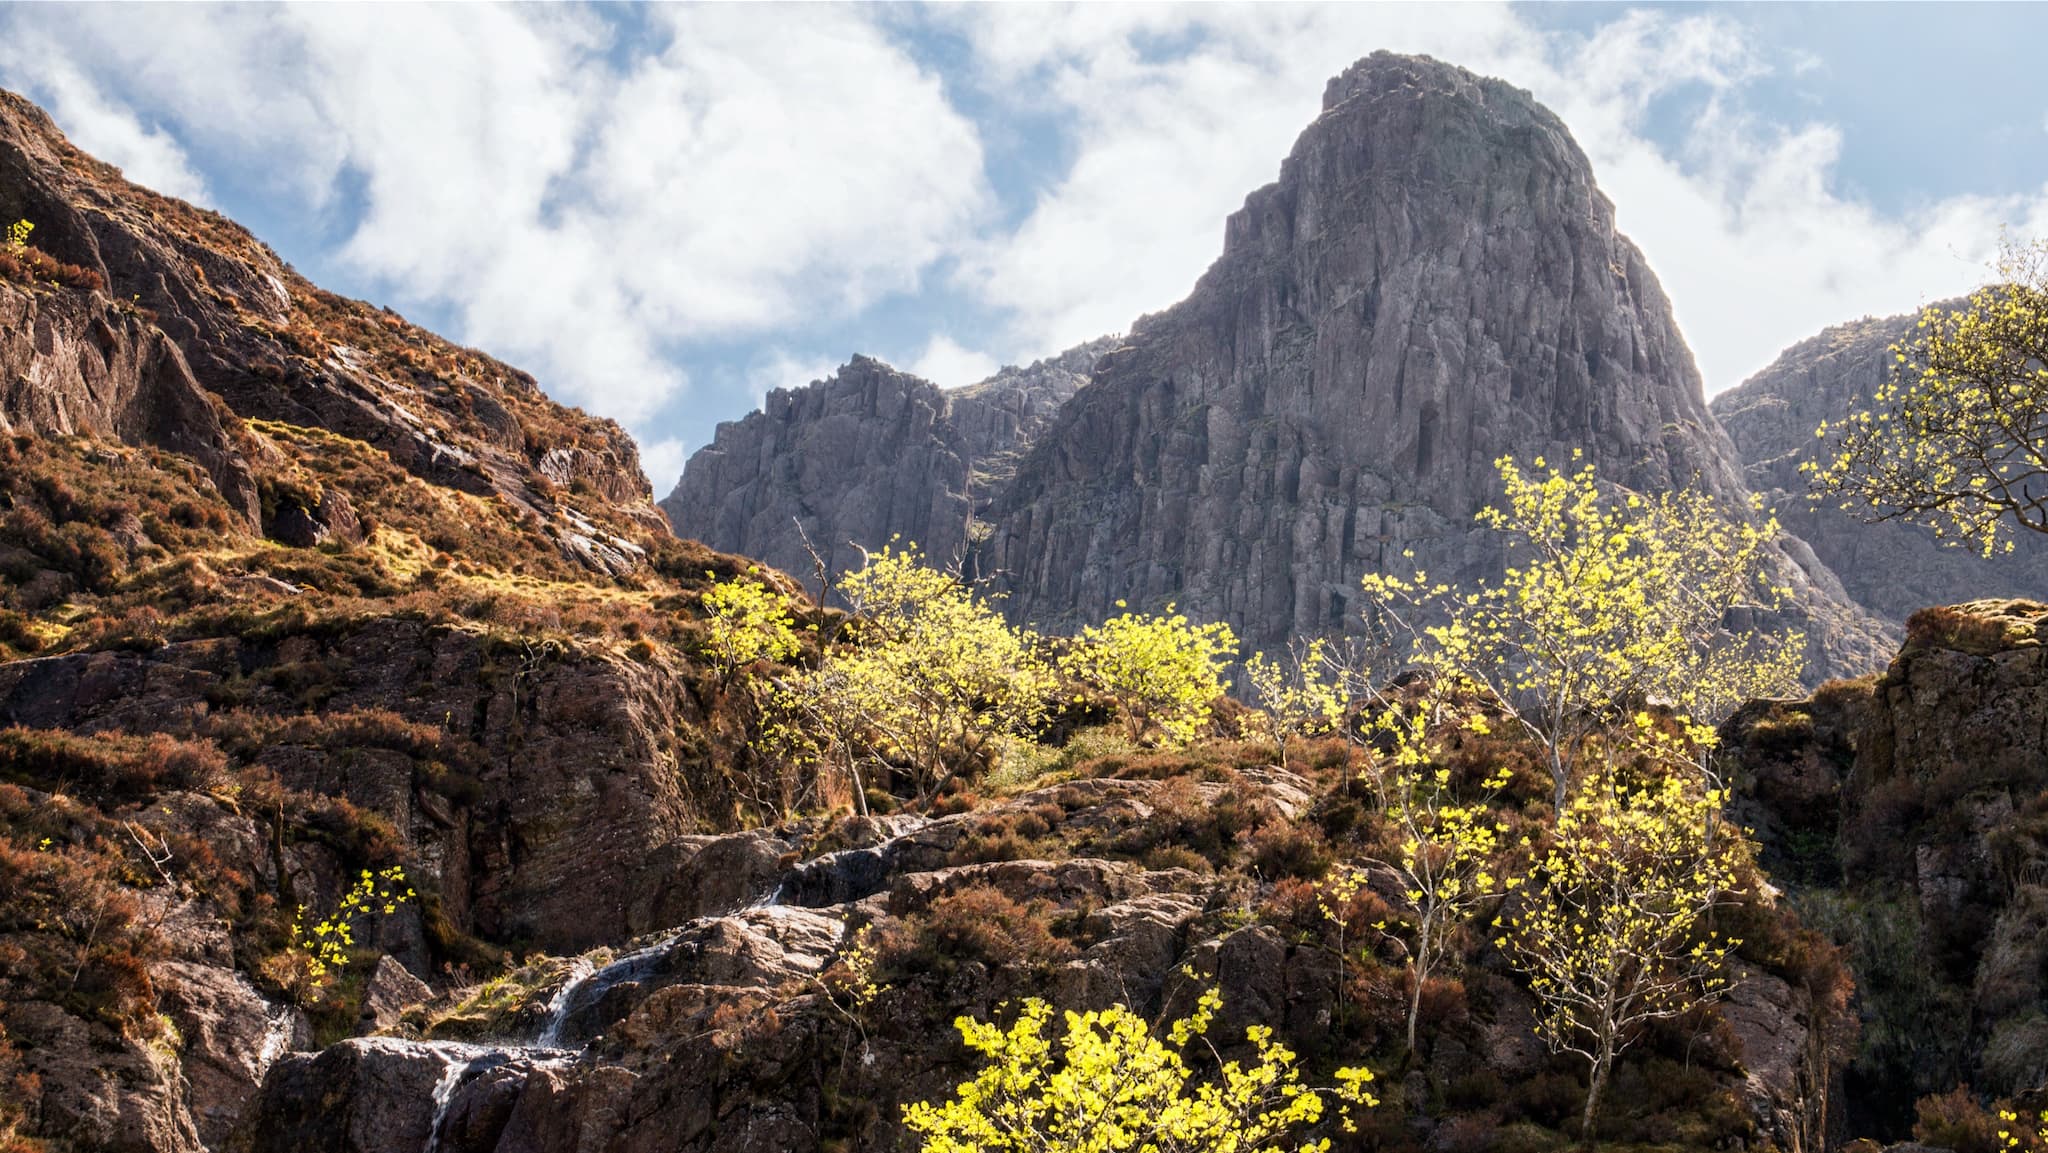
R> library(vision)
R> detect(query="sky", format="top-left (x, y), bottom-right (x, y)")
top-left (3, 3), bottom-right (2045, 492)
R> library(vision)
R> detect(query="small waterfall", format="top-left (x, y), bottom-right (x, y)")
top-left (420, 1043), bottom-right (488, 1153)
top-left (536, 937), bottom-right (680, 1049)
top-left (532, 958), bottom-right (593, 1047)
top-left (745, 879), bottom-right (786, 910)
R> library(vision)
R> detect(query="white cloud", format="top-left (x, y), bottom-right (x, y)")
top-left (5, 0), bottom-right (2046, 456)
top-left (939, 4), bottom-right (2048, 393)
top-left (0, 38), bottom-right (209, 202)
top-left (906, 334), bottom-right (998, 388)
top-left (637, 436), bottom-right (690, 499)
top-left (0, 4), bottom-right (989, 427)
top-left (743, 349), bottom-right (840, 409)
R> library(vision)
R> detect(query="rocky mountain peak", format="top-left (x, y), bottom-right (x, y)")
top-left (988, 51), bottom-right (1883, 676)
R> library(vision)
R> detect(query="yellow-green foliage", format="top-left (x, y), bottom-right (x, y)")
top-left (1362, 454), bottom-right (1803, 809)
top-left (4, 219), bottom-right (30, 253)
top-left (1809, 236), bottom-right (2048, 555)
top-left (1999, 1108), bottom-right (2048, 1151)
top-left (902, 987), bottom-right (1376, 1153)
top-left (772, 543), bottom-right (1050, 807)
top-left (1061, 602), bottom-right (1238, 746)
top-left (1497, 726), bottom-right (1744, 1140)
top-left (281, 866), bottom-right (414, 994)
top-left (700, 570), bottom-right (799, 681)
top-left (1245, 639), bottom-right (1346, 770)
top-left (1364, 697), bottom-right (1516, 1055)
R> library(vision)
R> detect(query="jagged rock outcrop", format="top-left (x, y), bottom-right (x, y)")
top-left (0, 281), bottom-right (256, 517)
top-left (946, 336), bottom-right (1115, 511)
top-left (661, 338), bottom-right (1113, 588)
top-left (1725, 599), bottom-right (2048, 1140)
top-left (985, 52), bottom-right (1887, 678)
top-left (0, 617), bottom-right (726, 953)
top-left (1712, 306), bottom-right (2048, 624)
top-left (661, 356), bottom-right (975, 585)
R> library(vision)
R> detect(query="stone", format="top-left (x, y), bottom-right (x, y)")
top-left (359, 955), bottom-right (434, 1034)
top-left (661, 338), bottom-right (1114, 592)
top-left (154, 962), bottom-right (312, 1150)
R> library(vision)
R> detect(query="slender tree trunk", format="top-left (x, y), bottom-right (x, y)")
top-left (1581, 1034), bottom-right (1614, 1147)
top-left (1407, 921), bottom-right (1432, 1055)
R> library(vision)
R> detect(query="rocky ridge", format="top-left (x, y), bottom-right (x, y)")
top-left (1711, 305), bottom-right (2048, 624)
top-left (661, 337), bottom-right (1114, 590)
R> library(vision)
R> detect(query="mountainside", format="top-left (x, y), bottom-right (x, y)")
top-left (0, 88), bottom-right (810, 1152)
top-left (984, 53), bottom-right (1887, 677)
top-left (661, 337), bottom-right (1112, 589)
top-left (1711, 305), bottom-right (2048, 622)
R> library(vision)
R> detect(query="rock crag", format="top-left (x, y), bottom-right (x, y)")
top-left (985, 53), bottom-right (1886, 677)
top-left (1726, 598), bottom-right (2048, 1140)
top-left (661, 337), bottom-right (1113, 589)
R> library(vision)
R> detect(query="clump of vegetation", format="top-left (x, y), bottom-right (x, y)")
top-left (263, 866), bottom-right (415, 1005)
top-left (903, 987), bottom-right (1377, 1153)
top-left (0, 219), bottom-right (103, 292)
top-left (765, 542), bottom-right (1053, 811)
top-left (875, 883), bottom-right (1076, 979)
top-left (1060, 602), bottom-right (1238, 746)
top-left (701, 569), bottom-right (800, 684)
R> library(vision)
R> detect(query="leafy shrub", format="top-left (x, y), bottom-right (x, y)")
top-left (0, 219), bottom-right (103, 292)
top-left (1914, 1087), bottom-right (2004, 1153)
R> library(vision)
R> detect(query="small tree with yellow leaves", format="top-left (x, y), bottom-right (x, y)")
top-left (1365, 696), bottom-right (1516, 1056)
top-left (701, 570), bottom-right (800, 686)
top-left (902, 987), bottom-right (1376, 1153)
top-left (1245, 638), bottom-right (1347, 771)
top-left (796, 542), bottom-right (1051, 805)
top-left (1808, 237), bottom-right (2048, 557)
top-left (266, 866), bottom-right (415, 1004)
top-left (1061, 602), bottom-right (1238, 746)
top-left (1361, 454), bottom-right (1803, 811)
top-left (1498, 731), bottom-right (1744, 1144)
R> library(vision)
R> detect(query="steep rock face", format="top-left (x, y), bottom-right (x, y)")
top-left (987, 52), bottom-right (1886, 677)
top-left (0, 618), bottom-right (722, 953)
top-left (1725, 599), bottom-right (2048, 1139)
top-left (661, 338), bottom-right (1113, 587)
top-left (946, 336), bottom-right (1116, 511)
top-left (0, 281), bottom-right (256, 516)
top-left (662, 356), bottom-right (973, 584)
top-left (1711, 306), bottom-right (2048, 624)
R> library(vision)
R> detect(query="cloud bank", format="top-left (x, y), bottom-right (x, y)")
top-left (1, 2), bottom-right (2042, 478)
